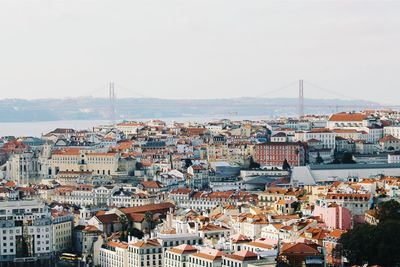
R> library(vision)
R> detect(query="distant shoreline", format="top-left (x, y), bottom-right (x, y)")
top-left (0, 115), bottom-right (273, 137)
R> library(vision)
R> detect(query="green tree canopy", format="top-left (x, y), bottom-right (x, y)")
top-left (341, 152), bottom-right (356, 164)
top-left (378, 199), bottom-right (400, 222)
top-left (315, 152), bottom-right (324, 164)
top-left (184, 158), bottom-right (193, 168)
top-left (249, 156), bottom-right (260, 169)
top-left (128, 228), bottom-right (144, 239)
top-left (339, 200), bottom-right (400, 266)
top-left (282, 159), bottom-right (291, 170)
top-left (339, 224), bottom-right (376, 265)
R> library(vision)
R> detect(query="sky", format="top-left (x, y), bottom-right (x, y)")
top-left (0, 0), bottom-right (399, 104)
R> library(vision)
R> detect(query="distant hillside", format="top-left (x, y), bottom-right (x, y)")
top-left (0, 97), bottom-right (380, 122)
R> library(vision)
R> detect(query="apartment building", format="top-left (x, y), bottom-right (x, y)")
top-left (129, 239), bottom-right (163, 267)
top-left (327, 113), bottom-right (369, 130)
top-left (164, 244), bottom-right (198, 267)
top-left (188, 248), bottom-right (224, 267)
top-left (99, 241), bottom-right (129, 267)
top-left (51, 148), bottom-right (119, 176)
top-left (222, 250), bottom-right (259, 267)
top-left (0, 200), bottom-right (53, 263)
top-left (254, 142), bottom-right (306, 167)
top-left (51, 209), bottom-right (74, 252)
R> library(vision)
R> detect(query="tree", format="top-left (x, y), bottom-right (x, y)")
top-left (339, 200), bottom-right (400, 266)
top-left (144, 211), bottom-right (154, 234)
top-left (339, 224), bottom-right (376, 265)
top-left (315, 152), bottom-right (324, 164)
top-left (341, 152), bottom-right (356, 164)
top-left (184, 158), bottom-right (193, 168)
top-left (282, 159), bottom-right (291, 170)
top-left (249, 156), bottom-right (260, 169)
top-left (378, 199), bottom-right (400, 222)
top-left (135, 162), bottom-right (143, 170)
top-left (118, 214), bottom-right (129, 241)
top-left (129, 227), bottom-right (144, 239)
top-left (119, 214), bottom-right (128, 231)
top-left (371, 221), bottom-right (400, 266)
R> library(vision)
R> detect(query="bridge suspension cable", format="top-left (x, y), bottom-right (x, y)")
top-left (303, 80), bottom-right (371, 103)
top-left (255, 80), bottom-right (299, 98)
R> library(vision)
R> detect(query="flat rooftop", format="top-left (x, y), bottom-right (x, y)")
top-left (309, 163), bottom-right (400, 170)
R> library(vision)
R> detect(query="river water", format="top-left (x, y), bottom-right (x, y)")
top-left (0, 115), bottom-right (271, 137)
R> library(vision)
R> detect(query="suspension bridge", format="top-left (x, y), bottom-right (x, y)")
top-left (21, 80), bottom-right (400, 120)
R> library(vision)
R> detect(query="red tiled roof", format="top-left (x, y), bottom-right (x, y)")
top-left (224, 250), bottom-right (258, 261)
top-left (192, 249), bottom-right (224, 261)
top-left (281, 243), bottom-right (321, 255)
top-left (120, 202), bottom-right (174, 215)
top-left (141, 181), bottom-right (164, 189)
top-left (329, 113), bottom-right (367, 122)
top-left (168, 244), bottom-right (197, 254)
top-left (379, 135), bottom-right (400, 143)
top-left (107, 241), bottom-right (129, 249)
top-left (96, 213), bottom-right (120, 224)
top-left (131, 239), bottom-right (160, 248)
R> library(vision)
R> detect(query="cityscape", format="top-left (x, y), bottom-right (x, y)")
top-left (1, 1), bottom-right (400, 267)
top-left (1, 108), bottom-right (400, 266)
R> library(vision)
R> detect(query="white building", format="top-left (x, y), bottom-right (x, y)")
top-left (99, 241), bottom-right (129, 267)
top-left (5, 152), bottom-right (39, 184)
top-left (0, 200), bottom-right (54, 263)
top-left (305, 128), bottom-right (335, 149)
top-left (129, 238), bottom-right (163, 267)
top-left (388, 153), bottom-right (400, 164)
top-left (384, 126), bottom-right (400, 139)
top-left (327, 113), bottom-right (369, 130)
top-left (116, 122), bottom-right (144, 136)
top-left (164, 244), bottom-right (198, 267)
top-left (188, 248), bottom-right (224, 267)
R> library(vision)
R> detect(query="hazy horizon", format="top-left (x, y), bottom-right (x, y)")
top-left (1, 1), bottom-right (399, 104)
top-left (0, 95), bottom-right (381, 104)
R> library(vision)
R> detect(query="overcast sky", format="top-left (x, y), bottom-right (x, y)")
top-left (0, 0), bottom-right (399, 103)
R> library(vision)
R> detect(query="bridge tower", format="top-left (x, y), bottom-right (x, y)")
top-left (298, 79), bottom-right (304, 118)
top-left (109, 82), bottom-right (116, 125)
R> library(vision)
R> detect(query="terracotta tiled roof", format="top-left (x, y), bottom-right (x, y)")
top-left (83, 225), bottom-right (101, 233)
top-left (192, 249), bottom-right (224, 261)
top-left (140, 181), bottom-right (164, 189)
top-left (329, 113), bottom-right (367, 122)
top-left (379, 135), bottom-right (400, 143)
top-left (120, 202), bottom-right (175, 215)
top-left (327, 229), bottom-right (346, 239)
top-left (107, 241), bottom-right (129, 249)
top-left (168, 244), bottom-right (197, 254)
top-left (198, 223), bottom-right (229, 232)
top-left (131, 239), bottom-right (160, 248)
top-left (52, 148), bottom-right (80, 155)
top-left (224, 250), bottom-right (258, 261)
top-left (96, 213), bottom-right (120, 224)
top-left (309, 128), bottom-right (332, 133)
top-left (231, 234), bottom-right (251, 243)
top-left (170, 188), bottom-right (192, 194)
top-left (281, 243), bottom-right (321, 255)
top-left (246, 241), bottom-right (274, 250)
top-left (4, 181), bottom-right (16, 187)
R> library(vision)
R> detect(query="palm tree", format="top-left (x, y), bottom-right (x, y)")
top-left (118, 214), bottom-right (128, 241)
top-left (144, 211), bottom-right (153, 234)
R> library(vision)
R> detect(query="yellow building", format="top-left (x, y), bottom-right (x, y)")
top-left (51, 148), bottom-right (119, 176)
top-left (51, 209), bottom-right (74, 252)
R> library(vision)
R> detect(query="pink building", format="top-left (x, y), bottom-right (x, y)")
top-left (313, 203), bottom-right (352, 230)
